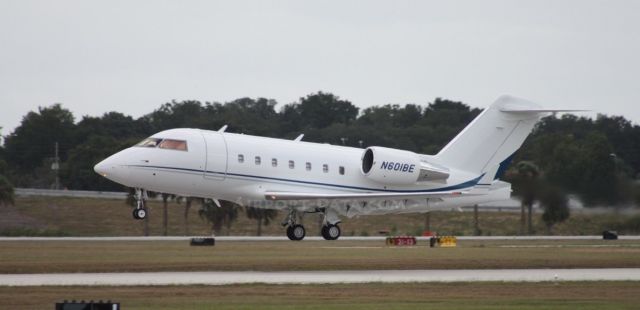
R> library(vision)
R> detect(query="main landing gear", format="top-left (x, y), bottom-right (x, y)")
top-left (321, 224), bottom-right (341, 241)
top-left (286, 224), bottom-right (306, 241)
top-left (320, 208), bottom-right (341, 241)
top-left (283, 209), bottom-right (305, 241)
top-left (281, 208), bottom-right (342, 241)
top-left (132, 188), bottom-right (148, 220)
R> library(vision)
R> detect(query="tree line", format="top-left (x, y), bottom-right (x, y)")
top-left (1, 91), bottom-right (639, 234)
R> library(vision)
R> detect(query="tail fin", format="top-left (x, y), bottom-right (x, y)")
top-left (435, 95), bottom-right (557, 175)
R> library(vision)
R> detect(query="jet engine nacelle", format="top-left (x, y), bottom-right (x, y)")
top-left (361, 147), bottom-right (422, 185)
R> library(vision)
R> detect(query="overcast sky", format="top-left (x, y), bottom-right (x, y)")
top-left (1, 0), bottom-right (639, 136)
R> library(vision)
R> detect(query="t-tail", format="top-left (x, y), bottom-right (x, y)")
top-left (434, 95), bottom-right (583, 180)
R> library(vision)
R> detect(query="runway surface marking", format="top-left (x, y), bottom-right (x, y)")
top-left (2, 269), bottom-right (640, 286)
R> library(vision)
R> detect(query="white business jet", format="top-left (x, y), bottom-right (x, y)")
top-left (94, 95), bottom-right (571, 240)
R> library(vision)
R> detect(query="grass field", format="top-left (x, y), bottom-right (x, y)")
top-left (4, 197), bottom-right (639, 309)
top-left (3, 238), bottom-right (640, 309)
top-left (2, 239), bottom-right (640, 273)
top-left (2, 282), bottom-right (639, 310)
top-left (2, 196), bottom-right (638, 237)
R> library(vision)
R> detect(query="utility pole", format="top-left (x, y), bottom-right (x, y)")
top-left (52, 142), bottom-right (60, 190)
top-left (424, 212), bottom-right (430, 232)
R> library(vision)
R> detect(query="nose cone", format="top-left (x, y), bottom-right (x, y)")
top-left (94, 160), bottom-right (108, 177)
top-left (94, 152), bottom-right (130, 184)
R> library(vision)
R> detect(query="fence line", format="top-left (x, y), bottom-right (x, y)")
top-left (15, 188), bottom-right (128, 200)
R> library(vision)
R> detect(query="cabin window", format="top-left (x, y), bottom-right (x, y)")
top-left (238, 154), bottom-right (244, 163)
top-left (255, 156), bottom-right (261, 165)
top-left (323, 164), bottom-right (329, 173)
top-left (136, 138), bottom-right (161, 148)
top-left (306, 162), bottom-right (312, 171)
top-left (158, 139), bottom-right (188, 151)
top-left (272, 158), bottom-right (278, 167)
top-left (339, 166), bottom-right (345, 175)
top-left (289, 160), bottom-right (295, 169)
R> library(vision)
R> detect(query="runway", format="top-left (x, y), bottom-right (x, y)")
top-left (2, 269), bottom-right (640, 286)
top-left (1, 235), bottom-right (639, 242)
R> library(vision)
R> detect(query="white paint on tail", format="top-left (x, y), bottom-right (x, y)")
top-left (435, 95), bottom-right (545, 175)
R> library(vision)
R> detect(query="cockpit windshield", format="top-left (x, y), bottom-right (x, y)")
top-left (158, 139), bottom-right (188, 151)
top-left (135, 138), bottom-right (188, 151)
top-left (136, 138), bottom-right (161, 148)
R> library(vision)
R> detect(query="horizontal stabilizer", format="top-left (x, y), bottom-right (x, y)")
top-left (435, 95), bottom-right (586, 176)
top-left (500, 106), bottom-right (589, 113)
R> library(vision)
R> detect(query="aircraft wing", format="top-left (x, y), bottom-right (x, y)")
top-left (264, 190), bottom-right (474, 201)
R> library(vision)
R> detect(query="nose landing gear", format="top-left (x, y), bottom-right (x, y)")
top-left (132, 188), bottom-right (148, 220)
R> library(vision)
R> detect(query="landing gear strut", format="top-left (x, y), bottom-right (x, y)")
top-left (282, 209), bottom-right (305, 241)
top-left (132, 188), bottom-right (148, 220)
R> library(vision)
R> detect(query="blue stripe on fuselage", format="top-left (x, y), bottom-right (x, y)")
top-left (127, 164), bottom-right (483, 193)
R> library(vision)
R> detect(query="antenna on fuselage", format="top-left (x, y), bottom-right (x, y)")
top-left (294, 134), bottom-right (304, 142)
top-left (218, 125), bottom-right (228, 132)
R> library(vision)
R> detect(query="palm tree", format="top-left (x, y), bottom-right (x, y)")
top-left (0, 175), bottom-right (15, 207)
top-left (540, 186), bottom-right (569, 234)
top-left (508, 161), bottom-right (540, 235)
top-left (178, 196), bottom-right (201, 236)
top-left (245, 207), bottom-right (278, 236)
top-left (161, 193), bottom-right (175, 236)
top-left (198, 199), bottom-right (240, 235)
top-left (222, 202), bottom-right (240, 235)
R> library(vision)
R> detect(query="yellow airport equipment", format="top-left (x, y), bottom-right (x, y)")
top-left (437, 236), bottom-right (457, 247)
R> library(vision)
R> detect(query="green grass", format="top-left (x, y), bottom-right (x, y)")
top-left (1, 196), bottom-right (637, 237)
top-left (1, 239), bottom-right (640, 273)
top-left (0, 227), bottom-right (71, 236)
top-left (2, 282), bottom-right (639, 310)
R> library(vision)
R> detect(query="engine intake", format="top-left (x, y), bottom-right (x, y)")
top-left (361, 147), bottom-right (422, 185)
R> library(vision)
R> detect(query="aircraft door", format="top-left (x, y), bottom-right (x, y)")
top-left (203, 131), bottom-right (228, 180)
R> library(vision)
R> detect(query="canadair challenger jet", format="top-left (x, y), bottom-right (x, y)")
top-left (94, 95), bottom-right (574, 240)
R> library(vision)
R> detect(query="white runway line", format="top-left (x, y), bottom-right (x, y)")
top-left (2, 269), bottom-right (640, 286)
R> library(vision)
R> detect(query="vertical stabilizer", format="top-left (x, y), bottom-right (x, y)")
top-left (434, 95), bottom-right (546, 175)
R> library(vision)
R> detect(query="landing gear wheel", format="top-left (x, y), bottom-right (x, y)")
top-left (133, 188), bottom-right (148, 221)
top-left (286, 226), bottom-right (294, 240)
top-left (133, 208), bottom-right (147, 220)
top-left (287, 224), bottom-right (305, 241)
top-left (321, 224), bottom-right (341, 240)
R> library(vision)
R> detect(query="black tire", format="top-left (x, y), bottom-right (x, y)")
top-left (321, 224), bottom-right (341, 240)
top-left (290, 224), bottom-right (305, 241)
top-left (286, 226), bottom-right (295, 240)
top-left (135, 208), bottom-right (147, 220)
top-left (132, 208), bottom-right (139, 220)
top-left (327, 224), bottom-right (341, 240)
top-left (321, 225), bottom-right (331, 240)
